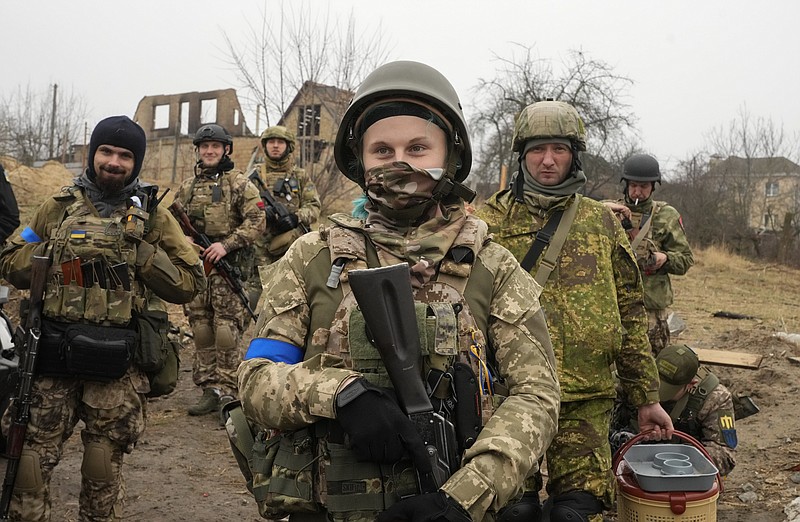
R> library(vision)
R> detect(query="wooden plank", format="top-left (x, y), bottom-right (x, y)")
top-left (692, 347), bottom-right (762, 369)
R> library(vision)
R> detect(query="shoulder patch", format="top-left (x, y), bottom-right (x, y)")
top-left (719, 410), bottom-right (737, 448)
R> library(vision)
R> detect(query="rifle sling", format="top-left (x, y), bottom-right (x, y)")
top-left (520, 196), bottom-right (581, 289)
top-left (630, 210), bottom-right (653, 252)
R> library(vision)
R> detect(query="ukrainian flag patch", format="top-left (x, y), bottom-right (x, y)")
top-left (70, 230), bottom-right (87, 239)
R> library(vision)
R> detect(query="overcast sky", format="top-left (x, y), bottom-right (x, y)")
top-left (3, 0), bottom-right (799, 174)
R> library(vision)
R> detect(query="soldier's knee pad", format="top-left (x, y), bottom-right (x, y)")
top-left (82, 441), bottom-right (115, 482)
top-left (15, 449), bottom-right (44, 492)
top-left (497, 491), bottom-right (542, 522)
top-left (549, 491), bottom-right (603, 522)
top-left (215, 324), bottom-right (237, 351)
top-left (193, 323), bottom-right (215, 349)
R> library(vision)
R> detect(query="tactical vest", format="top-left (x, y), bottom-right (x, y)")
top-left (43, 189), bottom-right (142, 325)
top-left (246, 219), bottom-right (504, 521)
top-left (38, 188), bottom-right (145, 381)
top-left (668, 367), bottom-right (719, 439)
top-left (183, 172), bottom-right (238, 239)
top-left (260, 165), bottom-right (305, 215)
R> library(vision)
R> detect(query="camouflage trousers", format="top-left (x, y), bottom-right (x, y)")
top-left (185, 272), bottom-right (247, 397)
top-left (1, 372), bottom-right (146, 521)
top-left (646, 308), bottom-right (670, 356)
top-left (530, 398), bottom-right (615, 516)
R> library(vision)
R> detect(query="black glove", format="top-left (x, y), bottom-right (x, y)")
top-left (376, 492), bottom-right (472, 522)
top-left (336, 380), bottom-right (431, 471)
top-left (274, 212), bottom-right (299, 233)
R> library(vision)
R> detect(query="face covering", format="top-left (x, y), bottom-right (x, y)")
top-left (364, 161), bottom-right (441, 221)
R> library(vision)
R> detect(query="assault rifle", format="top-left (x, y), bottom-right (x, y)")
top-left (168, 200), bottom-right (257, 321)
top-left (1, 255), bottom-right (51, 518)
top-left (248, 170), bottom-right (310, 234)
top-left (348, 263), bottom-right (458, 493)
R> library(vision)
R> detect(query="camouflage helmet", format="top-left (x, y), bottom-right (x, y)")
top-left (260, 125), bottom-right (295, 155)
top-left (193, 123), bottom-right (233, 153)
top-left (512, 100), bottom-right (587, 152)
top-left (335, 60), bottom-right (472, 187)
top-left (622, 153), bottom-right (661, 183)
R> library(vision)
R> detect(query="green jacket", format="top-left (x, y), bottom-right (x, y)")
top-left (622, 198), bottom-right (694, 310)
top-left (477, 190), bottom-right (660, 406)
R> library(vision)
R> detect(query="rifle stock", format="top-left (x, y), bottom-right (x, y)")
top-left (248, 170), bottom-right (310, 234)
top-left (348, 263), bottom-right (458, 492)
top-left (168, 200), bottom-right (256, 321)
top-left (1, 255), bottom-right (51, 518)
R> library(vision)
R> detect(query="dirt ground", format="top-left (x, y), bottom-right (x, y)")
top-left (2, 160), bottom-right (800, 520)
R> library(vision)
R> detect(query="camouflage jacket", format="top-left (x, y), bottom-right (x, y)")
top-left (173, 167), bottom-right (265, 253)
top-left (0, 182), bottom-right (206, 304)
top-left (254, 163), bottom-right (321, 236)
top-left (618, 198), bottom-right (694, 310)
top-left (477, 190), bottom-right (660, 405)
top-left (238, 216), bottom-right (560, 520)
top-left (665, 373), bottom-right (736, 477)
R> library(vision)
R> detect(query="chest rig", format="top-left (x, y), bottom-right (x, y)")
top-left (43, 189), bottom-right (142, 326)
top-left (261, 165), bottom-right (303, 213)
top-left (303, 223), bottom-right (498, 516)
top-left (184, 172), bottom-right (236, 239)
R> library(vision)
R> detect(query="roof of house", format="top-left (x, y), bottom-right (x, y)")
top-left (708, 156), bottom-right (800, 176)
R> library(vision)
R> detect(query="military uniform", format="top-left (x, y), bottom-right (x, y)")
top-left (478, 190), bottom-right (659, 509)
top-left (173, 163), bottom-right (264, 400)
top-left (236, 61), bottom-right (560, 522)
top-left (239, 211), bottom-right (559, 521)
top-left (615, 198), bottom-right (693, 354)
top-left (0, 117), bottom-right (205, 521)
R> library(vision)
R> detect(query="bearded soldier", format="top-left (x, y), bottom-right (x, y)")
top-left (0, 115), bottom-right (205, 521)
top-left (250, 126), bottom-right (320, 269)
top-left (605, 154), bottom-right (694, 355)
top-left (173, 124), bottom-right (265, 418)
top-left (235, 61), bottom-right (560, 522)
top-left (477, 101), bottom-right (673, 522)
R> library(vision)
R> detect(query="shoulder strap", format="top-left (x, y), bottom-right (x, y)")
top-left (527, 195), bottom-right (581, 286)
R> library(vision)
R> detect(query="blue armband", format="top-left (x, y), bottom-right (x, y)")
top-left (20, 227), bottom-right (42, 243)
top-left (245, 338), bottom-right (303, 364)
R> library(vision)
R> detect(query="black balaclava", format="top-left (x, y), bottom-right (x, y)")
top-left (87, 116), bottom-right (146, 182)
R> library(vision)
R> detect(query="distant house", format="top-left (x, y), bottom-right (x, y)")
top-left (706, 155), bottom-right (800, 231)
top-left (132, 88), bottom-right (259, 184)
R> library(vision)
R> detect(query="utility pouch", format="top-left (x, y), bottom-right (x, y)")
top-left (83, 283), bottom-right (108, 323)
top-left (64, 324), bottom-right (134, 381)
top-left (146, 334), bottom-right (180, 398)
top-left (59, 283), bottom-right (85, 321)
top-left (107, 287), bottom-right (133, 325)
top-left (133, 310), bottom-right (169, 372)
top-left (36, 319), bottom-right (71, 377)
top-left (252, 428), bottom-right (319, 518)
top-left (42, 283), bottom-right (63, 318)
top-left (203, 203), bottom-right (230, 237)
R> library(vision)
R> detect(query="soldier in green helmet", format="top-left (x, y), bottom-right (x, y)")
top-left (250, 125), bottom-right (320, 268)
top-left (604, 154), bottom-right (694, 355)
top-left (235, 61), bottom-right (559, 521)
top-left (477, 100), bottom-right (673, 522)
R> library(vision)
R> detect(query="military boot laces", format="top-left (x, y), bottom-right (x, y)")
top-left (188, 388), bottom-right (221, 416)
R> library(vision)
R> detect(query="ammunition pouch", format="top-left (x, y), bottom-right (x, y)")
top-left (37, 320), bottom-right (133, 381)
top-left (250, 427), bottom-right (319, 519)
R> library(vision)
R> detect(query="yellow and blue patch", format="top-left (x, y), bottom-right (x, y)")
top-left (719, 412), bottom-right (737, 448)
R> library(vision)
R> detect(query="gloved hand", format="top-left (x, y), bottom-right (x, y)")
top-left (274, 212), bottom-right (299, 233)
top-left (336, 380), bottom-right (431, 470)
top-left (376, 492), bottom-right (472, 522)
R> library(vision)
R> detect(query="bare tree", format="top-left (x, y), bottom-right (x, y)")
top-left (220, 0), bottom-right (391, 213)
top-left (0, 83), bottom-right (87, 166)
top-left (469, 45), bottom-right (639, 199)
